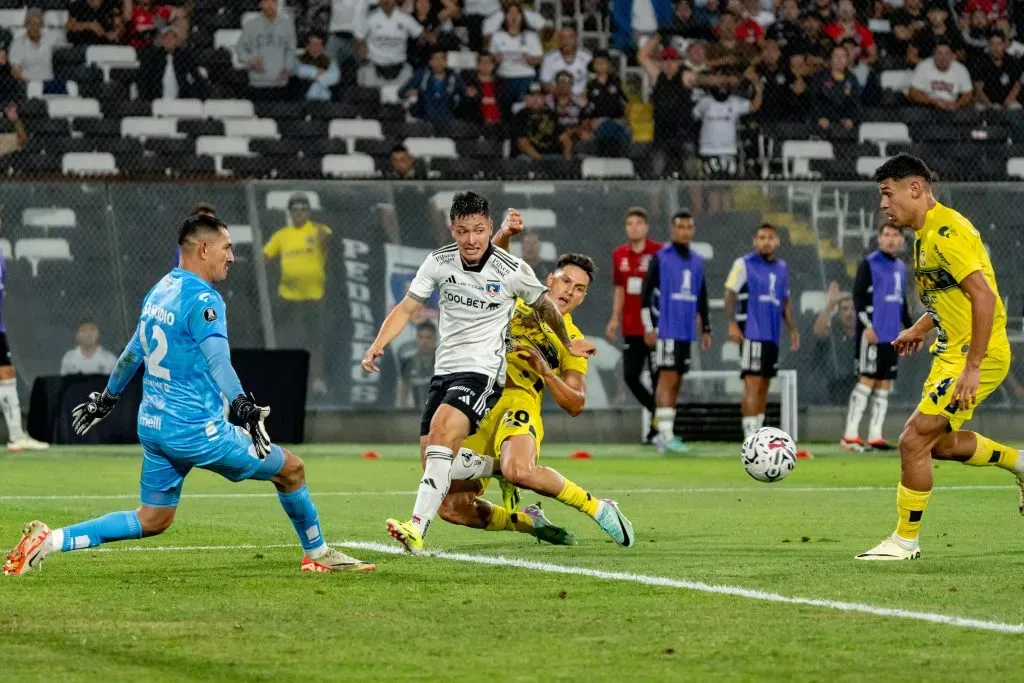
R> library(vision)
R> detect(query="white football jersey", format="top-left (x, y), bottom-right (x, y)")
top-left (407, 243), bottom-right (548, 382)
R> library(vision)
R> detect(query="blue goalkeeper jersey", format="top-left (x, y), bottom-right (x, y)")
top-left (135, 268), bottom-right (230, 444)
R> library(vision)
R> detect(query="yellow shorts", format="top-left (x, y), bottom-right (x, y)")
top-left (462, 388), bottom-right (545, 495)
top-left (917, 350), bottom-right (1010, 431)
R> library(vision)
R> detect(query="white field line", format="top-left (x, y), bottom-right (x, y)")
top-left (0, 485), bottom-right (1014, 502)
top-left (88, 539), bottom-right (1024, 635)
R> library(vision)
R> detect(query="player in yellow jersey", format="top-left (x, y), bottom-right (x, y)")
top-left (857, 154), bottom-right (1024, 561)
top-left (438, 216), bottom-right (635, 547)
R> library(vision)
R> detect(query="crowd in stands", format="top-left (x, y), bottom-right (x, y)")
top-left (0, 0), bottom-right (1021, 177)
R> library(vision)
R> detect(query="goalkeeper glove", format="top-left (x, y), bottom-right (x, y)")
top-left (71, 389), bottom-right (120, 436)
top-left (231, 393), bottom-right (271, 459)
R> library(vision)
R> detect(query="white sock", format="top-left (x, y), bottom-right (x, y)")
top-left (47, 528), bottom-right (65, 554)
top-left (449, 448), bottom-right (495, 481)
top-left (655, 407), bottom-right (675, 441)
top-left (742, 416), bottom-right (759, 439)
top-left (1014, 452), bottom-right (1024, 476)
top-left (844, 384), bottom-right (871, 440)
top-left (0, 378), bottom-right (24, 441)
top-left (411, 446), bottom-right (454, 536)
top-left (892, 533), bottom-right (919, 550)
top-left (867, 389), bottom-right (889, 443)
top-left (755, 414), bottom-right (765, 429)
top-left (306, 544), bottom-right (329, 559)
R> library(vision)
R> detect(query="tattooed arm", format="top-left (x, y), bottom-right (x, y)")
top-left (532, 295), bottom-right (595, 358)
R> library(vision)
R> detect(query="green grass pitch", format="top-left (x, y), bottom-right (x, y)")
top-left (1, 443), bottom-right (1022, 682)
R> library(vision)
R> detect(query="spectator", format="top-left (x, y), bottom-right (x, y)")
top-left (611, 0), bottom-right (673, 53)
top-left (890, 0), bottom-right (928, 65)
top-left (462, 50), bottom-right (507, 123)
top-left (9, 9), bottom-right (63, 92)
top-left (388, 144), bottom-right (425, 179)
top-left (972, 29), bottom-right (1022, 108)
top-left (262, 192), bottom-right (332, 395)
top-left (824, 0), bottom-right (877, 64)
top-left (756, 38), bottom-right (810, 121)
top-left (511, 81), bottom-right (572, 160)
top-left (546, 70), bottom-right (586, 141)
top-left (294, 31), bottom-right (340, 101)
top-left (400, 48), bottom-right (465, 121)
top-left (731, 1), bottom-right (766, 44)
top-left (463, 0), bottom-right (502, 50)
top-left (663, 0), bottom-right (716, 45)
top-left (808, 282), bottom-right (858, 404)
top-left (327, 0), bottom-right (370, 86)
top-left (962, 7), bottom-right (993, 63)
top-left (912, 1), bottom-right (967, 63)
top-left (489, 3), bottom-right (543, 101)
top-left (408, 0), bottom-right (461, 68)
top-left (908, 38), bottom-right (973, 110)
top-left (60, 320), bottom-right (117, 376)
top-left (540, 25), bottom-right (591, 96)
top-left (518, 231), bottom-right (552, 278)
top-left (66, 0), bottom-right (124, 46)
top-left (483, 0), bottom-right (551, 41)
top-left (356, 0), bottom-right (422, 87)
top-left (640, 39), bottom-right (695, 176)
top-left (397, 321), bottom-right (437, 408)
top-left (801, 12), bottom-right (836, 69)
top-left (0, 104), bottom-right (27, 158)
top-left (236, 0), bottom-right (296, 101)
top-left (137, 26), bottom-right (208, 100)
top-left (767, 0), bottom-right (809, 58)
top-left (583, 48), bottom-right (630, 153)
top-left (810, 0), bottom-right (835, 25)
top-left (129, 0), bottom-right (175, 50)
top-left (708, 13), bottom-right (758, 75)
top-left (693, 76), bottom-right (763, 184)
top-left (811, 45), bottom-right (861, 131)
top-left (964, 0), bottom-right (1006, 23)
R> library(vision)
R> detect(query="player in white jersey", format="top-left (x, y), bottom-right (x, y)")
top-left (361, 192), bottom-right (595, 553)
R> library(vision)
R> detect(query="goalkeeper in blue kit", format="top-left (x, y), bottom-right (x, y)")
top-left (3, 214), bottom-right (374, 575)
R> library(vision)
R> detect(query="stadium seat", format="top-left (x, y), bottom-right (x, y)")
top-left (858, 122), bottom-right (910, 156)
top-left (800, 290), bottom-right (827, 315)
top-left (22, 208), bottom-right (76, 236)
top-left (0, 238), bottom-right (10, 259)
top-left (85, 45), bottom-right (139, 81)
top-left (321, 153), bottom-right (376, 178)
top-left (517, 208), bottom-right (557, 230)
top-left (61, 152), bottom-right (118, 176)
top-left (26, 80), bottom-right (80, 99)
top-left (446, 51), bottom-right (478, 70)
top-left (691, 241), bottom-right (714, 260)
top-left (720, 342), bottom-right (740, 364)
top-left (203, 99), bottom-right (255, 119)
top-left (1007, 158), bottom-right (1024, 180)
top-left (152, 99), bottom-right (204, 118)
top-left (14, 237), bottom-right (73, 276)
top-left (429, 158), bottom-right (485, 179)
top-left (214, 29), bottom-right (243, 67)
top-left (328, 119), bottom-right (384, 148)
top-left (781, 140), bottom-right (834, 178)
top-left (856, 156), bottom-right (887, 178)
top-left (265, 190), bottom-right (322, 210)
top-left (402, 137), bottom-right (458, 159)
top-left (224, 118), bottom-right (280, 139)
top-left (581, 157), bottom-right (636, 178)
top-left (43, 9), bottom-right (66, 27)
top-left (195, 136), bottom-right (251, 175)
top-left (879, 70), bottom-right (913, 93)
top-left (0, 7), bottom-right (25, 27)
top-left (121, 117), bottom-right (183, 139)
top-left (227, 225), bottom-right (253, 245)
top-left (47, 98), bottom-right (101, 119)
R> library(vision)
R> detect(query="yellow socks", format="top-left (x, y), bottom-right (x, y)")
top-left (964, 434), bottom-right (1020, 472)
top-left (894, 483), bottom-right (931, 543)
top-left (485, 505), bottom-right (535, 534)
top-left (556, 479), bottom-right (600, 518)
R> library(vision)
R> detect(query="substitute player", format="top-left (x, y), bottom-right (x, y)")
top-left (857, 155), bottom-right (1024, 561)
top-left (724, 223), bottom-right (799, 440)
top-left (641, 210), bottom-right (712, 454)
top-left (3, 214), bottom-right (373, 575)
top-left (440, 248), bottom-right (635, 548)
top-left (361, 193), bottom-right (594, 554)
top-left (841, 223), bottom-right (911, 451)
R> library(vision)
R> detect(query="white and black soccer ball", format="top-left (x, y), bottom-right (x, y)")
top-left (741, 427), bottom-right (797, 483)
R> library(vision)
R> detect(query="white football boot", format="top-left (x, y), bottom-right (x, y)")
top-left (7, 435), bottom-right (49, 452)
top-left (855, 535), bottom-right (921, 561)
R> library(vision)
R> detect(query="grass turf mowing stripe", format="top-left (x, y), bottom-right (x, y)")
top-left (81, 540), bottom-right (1024, 635)
top-left (0, 484), bottom-right (1016, 501)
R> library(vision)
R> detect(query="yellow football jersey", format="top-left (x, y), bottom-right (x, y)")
top-left (504, 299), bottom-right (588, 402)
top-left (262, 221), bottom-right (332, 301)
top-left (913, 202), bottom-right (1008, 361)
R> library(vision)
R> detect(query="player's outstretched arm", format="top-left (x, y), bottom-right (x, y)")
top-left (198, 336), bottom-right (271, 457)
top-left (72, 329), bottom-right (144, 435)
top-left (492, 208), bottom-right (523, 251)
top-left (362, 295), bottom-right (422, 373)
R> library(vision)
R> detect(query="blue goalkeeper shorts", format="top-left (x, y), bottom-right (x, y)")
top-left (139, 425), bottom-right (286, 507)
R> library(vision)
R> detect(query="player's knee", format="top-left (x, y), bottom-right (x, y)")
top-left (277, 451), bottom-right (306, 487)
top-left (500, 457), bottom-right (535, 486)
top-left (427, 421), bottom-right (461, 449)
top-left (137, 506), bottom-right (175, 536)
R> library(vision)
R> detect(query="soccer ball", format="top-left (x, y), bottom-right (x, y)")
top-left (741, 427), bottom-right (797, 483)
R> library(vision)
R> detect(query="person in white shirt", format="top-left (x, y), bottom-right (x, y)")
top-left (908, 39), bottom-right (973, 111)
top-left (9, 8), bottom-right (63, 88)
top-left (356, 0), bottom-right (422, 86)
top-left (60, 320), bottom-right (118, 376)
top-left (327, 0), bottom-right (369, 85)
top-left (693, 78), bottom-right (762, 211)
top-left (539, 24), bottom-right (592, 96)
top-left (482, 1), bottom-right (550, 40)
top-left (488, 2), bottom-right (543, 101)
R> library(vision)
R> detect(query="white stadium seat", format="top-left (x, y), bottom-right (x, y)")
top-left (203, 99), bottom-right (255, 119)
top-left (781, 140), bottom-right (834, 178)
top-left (880, 70), bottom-right (913, 93)
top-left (0, 238), bottom-right (11, 260)
top-left (27, 80), bottom-right (79, 99)
top-left (721, 342), bottom-right (740, 364)
top-left (691, 241), bottom-right (714, 260)
top-left (858, 122), bottom-right (910, 156)
top-left (195, 136), bottom-right (251, 175)
top-left (265, 190), bottom-right (322, 211)
top-left (321, 153), bottom-right (376, 178)
top-left (517, 208), bottom-right (557, 230)
top-left (0, 8), bottom-right (26, 28)
top-left (856, 156), bottom-right (888, 178)
top-left (121, 117), bottom-right (182, 139)
top-left (85, 45), bottom-right (139, 80)
top-left (22, 208), bottom-right (76, 235)
top-left (1007, 158), bottom-right (1024, 180)
top-left (43, 9), bottom-right (67, 27)
top-left (328, 119), bottom-right (383, 141)
top-left (447, 51), bottom-right (478, 70)
top-left (152, 99), bottom-right (204, 118)
top-left (224, 118), bottom-right (279, 139)
top-left (800, 290), bottom-right (827, 315)
top-left (214, 29), bottom-right (243, 68)
top-left (61, 152), bottom-right (117, 176)
top-left (47, 98), bottom-right (101, 119)
top-left (581, 157), bottom-right (636, 178)
top-left (15, 237), bottom-right (73, 276)
top-left (402, 137), bottom-right (458, 159)
top-left (227, 225), bottom-right (253, 245)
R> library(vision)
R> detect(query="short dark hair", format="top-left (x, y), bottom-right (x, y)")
top-left (192, 201), bottom-right (216, 216)
top-left (878, 222), bottom-right (903, 235)
top-left (450, 191), bottom-right (490, 222)
top-left (78, 318), bottom-right (98, 329)
top-left (756, 222), bottom-right (778, 234)
top-left (477, 50), bottom-right (495, 61)
top-left (416, 321), bottom-right (437, 335)
top-left (872, 153), bottom-right (934, 184)
top-left (555, 252), bottom-right (596, 283)
top-left (625, 206), bottom-right (648, 222)
top-left (178, 213), bottom-right (227, 245)
top-left (306, 30), bottom-right (327, 44)
top-left (391, 144), bottom-right (410, 156)
top-left (672, 210), bottom-right (693, 222)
